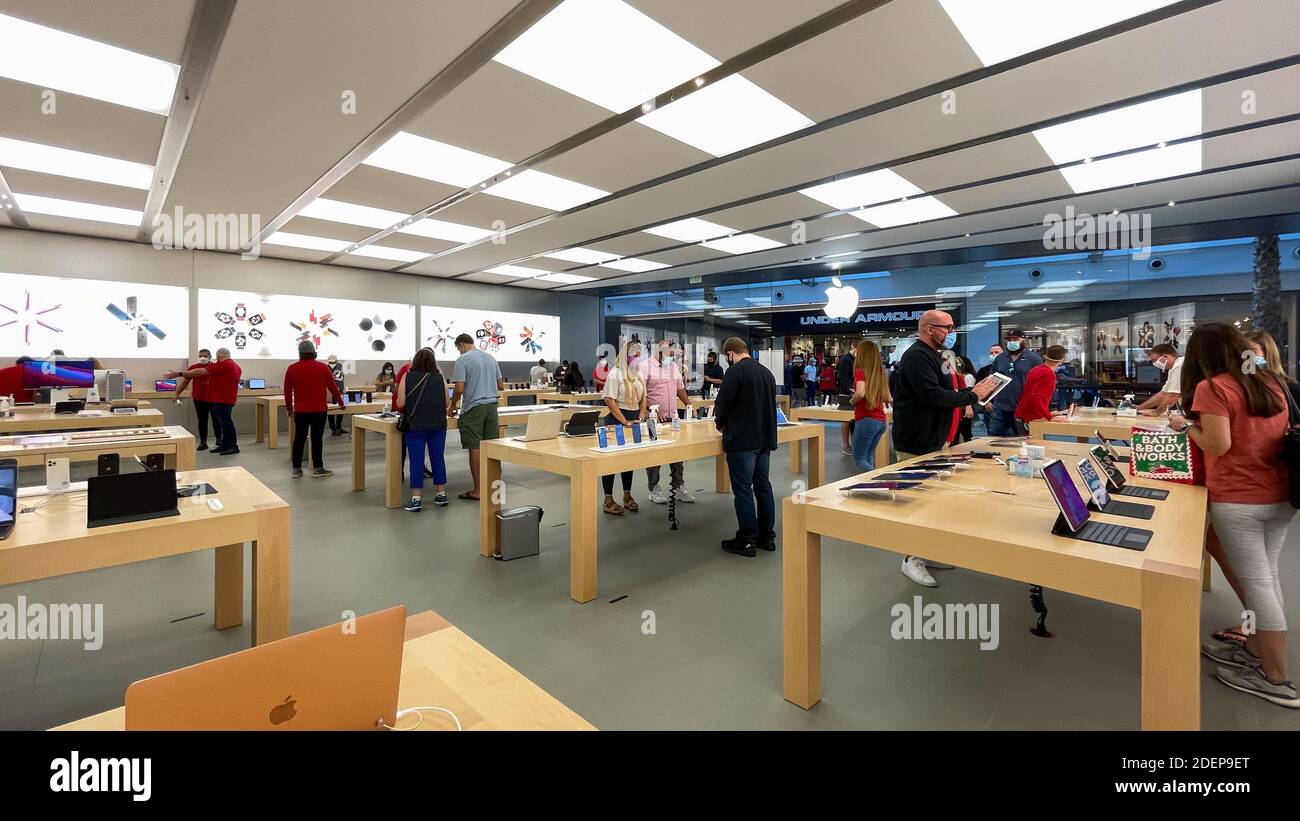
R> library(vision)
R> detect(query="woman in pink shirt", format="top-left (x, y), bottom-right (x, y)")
top-left (1171, 323), bottom-right (1296, 708)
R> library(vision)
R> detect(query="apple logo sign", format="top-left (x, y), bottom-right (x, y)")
top-left (822, 276), bottom-right (859, 319)
top-left (269, 695), bottom-right (298, 726)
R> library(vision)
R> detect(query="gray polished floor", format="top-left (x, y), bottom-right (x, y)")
top-left (2, 421), bottom-right (1297, 730)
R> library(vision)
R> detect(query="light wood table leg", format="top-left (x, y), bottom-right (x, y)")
top-left (384, 427), bottom-right (402, 509)
top-left (1201, 552), bottom-right (1212, 593)
top-left (268, 404), bottom-right (280, 449)
top-left (251, 506), bottom-right (291, 645)
top-left (790, 437), bottom-right (803, 474)
top-left (783, 497), bottom-right (821, 708)
top-left (1140, 567), bottom-right (1201, 729)
top-left (715, 453), bottom-right (731, 493)
top-left (807, 431), bottom-right (825, 489)
top-left (479, 450), bottom-right (501, 558)
top-left (875, 424), bottom-right (890, 469)
top-left (351, 425), bottom-right (366, 492)
top-left (255, 402), bottom-right (266, 444)
top-left (214, 543), bottom-right (244, 630)
top-left (570, 460), bottom-right (598, 603)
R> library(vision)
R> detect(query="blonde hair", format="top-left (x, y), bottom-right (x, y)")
top-left (853, 339), bottom-right (888, 409)
top-left (1245, 329), bottom-right (1285, 377)
top-left (616, 339), bottom-right (644, 404)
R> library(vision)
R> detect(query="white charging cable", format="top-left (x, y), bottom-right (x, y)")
top-left (378, 705), bottom-right (462, 731)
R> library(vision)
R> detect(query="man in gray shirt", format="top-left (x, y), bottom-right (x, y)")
top-left (447, 333), bottom-right (504, 500)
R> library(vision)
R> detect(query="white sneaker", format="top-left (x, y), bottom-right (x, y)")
top-left (841, 447), bottom-right (853, 456)
top-left (901, 556), bottom-right (937, 587)
top-left (675, 487), bottom-right (696, 503)
top-left (648, 486), bottom-right (669, 504)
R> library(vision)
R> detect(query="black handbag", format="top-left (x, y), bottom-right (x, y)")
top-left (395, 373), bottom-right (430, 433)
top-left (1269, 373), bottom-right (1300, 509)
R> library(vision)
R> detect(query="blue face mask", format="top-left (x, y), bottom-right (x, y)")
top-left (1255, 355), bottom-right (1268, 368)
top-left (944, 332), bottom-right (958, 349)
top-left (1006, 340), bottom-right (1021, 352)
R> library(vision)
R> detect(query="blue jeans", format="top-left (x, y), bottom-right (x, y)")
top-left (405, 429), bottom-right (447, 489)
top-left (988, 407), bottom-right (1020, 437)
top-left (726, 449), bottom-right (774, 543)
top-left (851, 416), bottom-right (886, 472)
top-left (211, 403), bottom-right (236, 450)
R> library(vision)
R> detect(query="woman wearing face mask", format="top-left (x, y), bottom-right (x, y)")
top-left (326, 353), bottom-right (346, 436)
top-left (375, 362), bottom-right (396, 393)
top-left (1169, 323), bottom-right (1297, 708)
top-left (1245, 329), bottom-right (1300, 406)
top-left (175, 348), bottom-right (220, 451)
top-left (599, 340), bottom-right (647, 515)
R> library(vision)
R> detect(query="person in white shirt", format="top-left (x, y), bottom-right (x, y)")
top-left (528, 359), bottom-right (549, 385)
top-left (599, 341), bottom-right (647, 515)
top-left (640, 339), bottom-right (694, 504)
top-left (1137, 343), bottom-right (1184, 413)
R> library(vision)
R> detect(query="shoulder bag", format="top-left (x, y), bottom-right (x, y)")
top-left (395, 373), bottom-right (431, 433)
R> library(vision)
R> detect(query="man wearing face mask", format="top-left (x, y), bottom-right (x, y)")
top-left (1136, 343), bottom-right (1184, 414)
top-left (165, 348), bottom-right (242, 455)
top-left (987, 330), bottom-right (1043, 436)
top-left (890, 310), bottom-right (999, 586)
top-left (175, 348), bottom-right (219, 451)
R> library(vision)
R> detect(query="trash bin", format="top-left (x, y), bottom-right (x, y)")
top-left (495, 506), bottom-right (544, 561)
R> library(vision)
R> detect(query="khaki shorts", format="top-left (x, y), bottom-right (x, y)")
top-left (457, 402), bottom-right (499, 449)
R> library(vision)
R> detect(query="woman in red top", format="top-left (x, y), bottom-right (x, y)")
top-left (1014, 344), bottom-right (1069, 431)
top-left (849, 339), bottom-right (891, 472)
top-left (1170, 323), bottom-right (1296, 708)
top-left (176, 348), bottom-right (218, 450)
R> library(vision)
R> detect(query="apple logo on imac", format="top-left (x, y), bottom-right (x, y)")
top-left (822, 276), bottom-right (859, 319)
top-left (268, 695), bottom-right (298, 726)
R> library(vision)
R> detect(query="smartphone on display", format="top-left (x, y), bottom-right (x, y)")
top-left (614, 425), bottom-right (626, 446)
top-left (631, 423), bottom-right (642, 444)
top-left (597, 427), bottom-right (609, 448)
top-left (876, 471), bottom-right (939, 480)
top-left (843, 481), bottom-right (922, 491)
top-left (969, 450), bottom-right (1000, 458)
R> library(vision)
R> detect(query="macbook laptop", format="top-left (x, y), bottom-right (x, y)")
top-left (513, 410), bottom-right (562, 442)
top-left (1041, 458), bottom-right (1152, 550)
top-left (776, 407), bottom-right (797, 427)
top-left (563, 409), bottom-right (600, 437)
top-left (86, 469), bottom-right (181, 528)
top-left (247, 377), bottom-right (267, 389)
top-left (125, 605), bottom-right (406, 730)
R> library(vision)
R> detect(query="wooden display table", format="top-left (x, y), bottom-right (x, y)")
top-left (0, 408), bottom-right (165, 434)
top-left (0, 425), bottom-right (196, 472)
top-left (254, 395), bottom-right (385, 449)
top-left (781, 438), bottom-right (1206, 730)
top-left (789, 406), bottom-right (892, 470)
top-left (0, 466), bottom-right (290, 647)
top-left (127, 387), bottom-right (281, 401)
top-left (351, 405), bottom-right (598, 509)
top-left (480, 419), bottom-right (824, 603)
top-left (1029, 410), bottom-right (1169, 444)
top-left (498, 387), bottom-right (550, 406)
top-left (540, 391), bottom-right (605, 404)
top-left (51, 609), bottom-right (593, 731)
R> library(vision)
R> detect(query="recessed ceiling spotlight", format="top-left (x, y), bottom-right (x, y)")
top-left (693, 77), bottom-right (705, 88)
top-left (641, 101), bottom-right (655, 114)
top-left (1111, 209), bottom-right (1119, 215)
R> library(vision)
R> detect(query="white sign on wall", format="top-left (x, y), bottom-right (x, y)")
top-left (198, 288), bottom-right (415, 359)
top-left (0, 271), bottom-right (189, 358)
top-left (422, 305), bottom-right (560, 363)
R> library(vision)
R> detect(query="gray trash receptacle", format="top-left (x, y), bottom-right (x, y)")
top-left (495, 506), bottom-right (544, 560)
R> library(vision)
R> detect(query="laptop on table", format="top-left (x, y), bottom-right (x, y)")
top-left (126, 606), bottom-right (406, 730)
top-left (1040, 458), bottom-right (1152, 551)
top-left (512, 410), bottom-right (562, 442)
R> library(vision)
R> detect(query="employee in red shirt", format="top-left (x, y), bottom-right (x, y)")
top-left (283, 340), bottom-right (344, 478)
top-left (175, 348), bottom-right (219, 451)
top-left (0, 357), bottom-right (36, 403)
top-left (166, 347), bottom-right (242, 455)
top-left (1014, 344), bottom-right (1069, 431)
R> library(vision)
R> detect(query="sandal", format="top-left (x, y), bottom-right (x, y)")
top-left (458, 490), bottom-right (480, 501)
top-left (603, 496), bottom-right (624, 515)
top-left (1211, 626), bottom-right (1249, 645)
top-left (622, 493), bottom-right (639, 513)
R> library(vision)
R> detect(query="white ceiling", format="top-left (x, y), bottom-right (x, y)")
top-left (1, 0), bottom-right (1297, 293)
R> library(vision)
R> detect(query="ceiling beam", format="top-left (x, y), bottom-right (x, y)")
top-left (0, 168), bottom-right (29, 229)
top-left (245, 0), bottom-right (565, 255)
top-left (136, 0), bottom-right (237, 242)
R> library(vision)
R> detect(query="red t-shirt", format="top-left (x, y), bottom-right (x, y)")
top-left (284, 359), bottom-right (343, 414)
top-left (852, 367), bottom-right (886, 422)
top-left (183, 362), bottom-right (211, 401)
top-left (1015, 364), bottom-right (1057, 423)
top-left (0, 364), bottom-right (34, 403)
top-left (204, 358), bottom-right (242, 405)
top-left (393, 363), bottom-right (411, 409)
top-left (1192, 373), bottom-right (1289, 504)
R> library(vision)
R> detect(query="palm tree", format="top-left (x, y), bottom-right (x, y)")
top-left (1252, 234), bottom-right (1282, 341)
